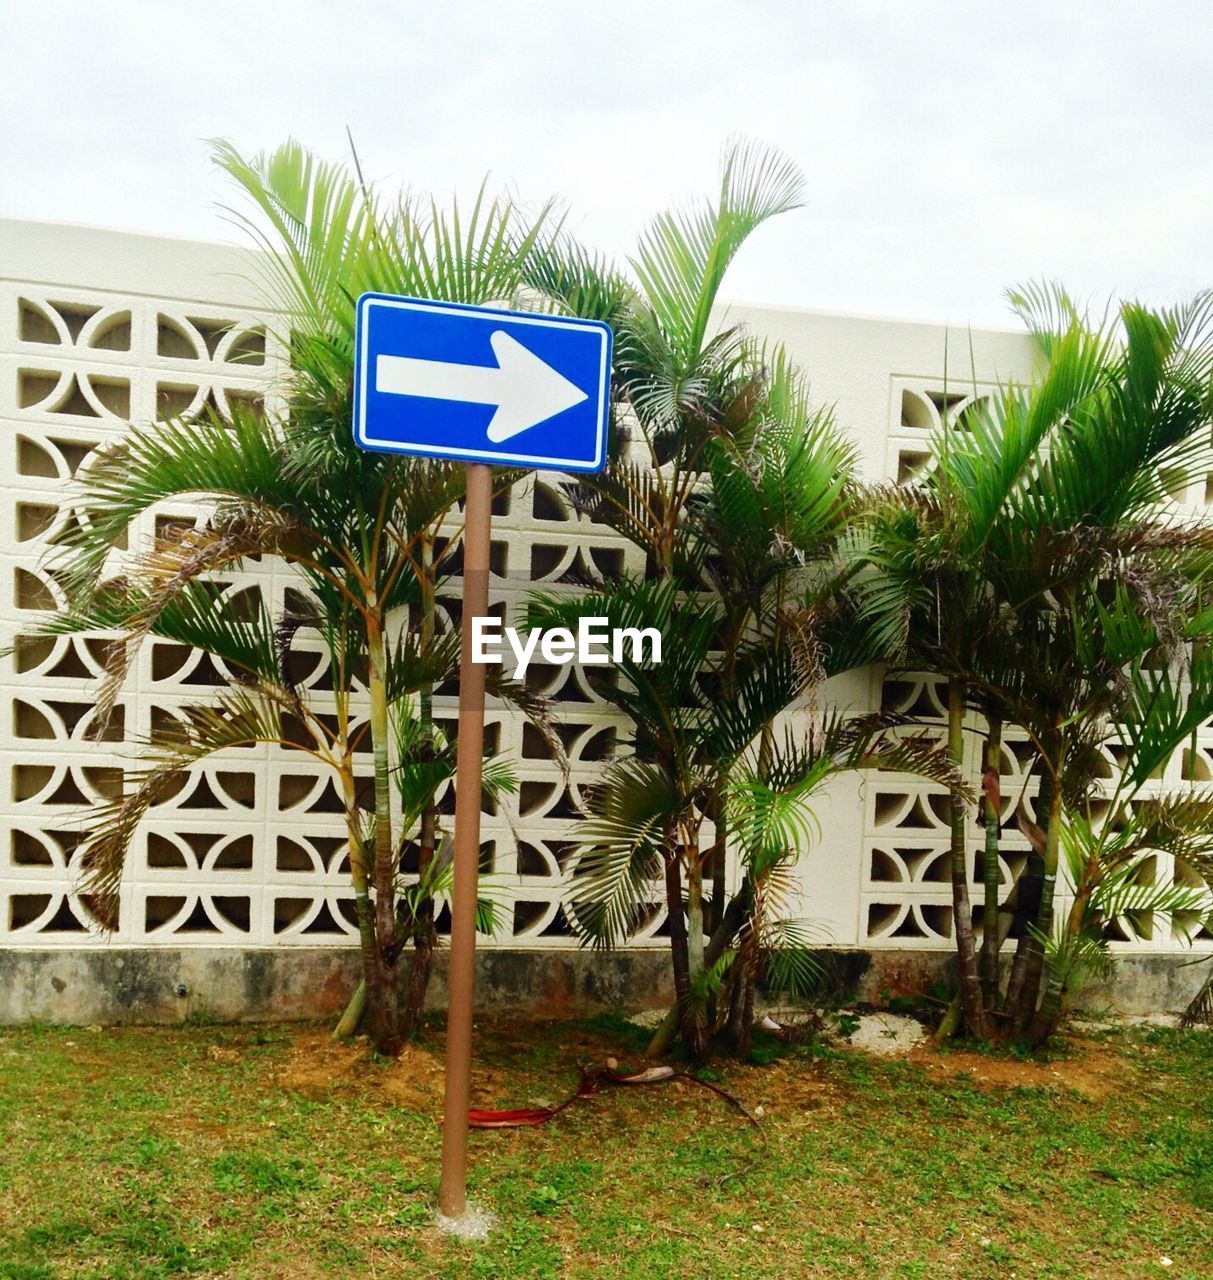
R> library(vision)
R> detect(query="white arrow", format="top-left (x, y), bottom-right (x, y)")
top-left (375, 329), bottom-right (588, 444)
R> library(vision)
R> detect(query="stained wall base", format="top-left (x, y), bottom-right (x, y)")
top-left (0, 947), bottom-right (1205, 1026)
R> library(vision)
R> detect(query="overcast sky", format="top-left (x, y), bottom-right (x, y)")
top-left (3, 2), bottom-right (1211, 326)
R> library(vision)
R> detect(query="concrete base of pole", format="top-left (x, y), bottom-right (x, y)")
top-left (435, 1201), bottom-right (495, 1241)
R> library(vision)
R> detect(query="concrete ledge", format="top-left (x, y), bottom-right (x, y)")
top-left (0, 947), bottom-right (676, 1026)
top-left (0, 946), bottom-right (1205, 1026)
top-left (847, 949), bottom-right (1211, 1017)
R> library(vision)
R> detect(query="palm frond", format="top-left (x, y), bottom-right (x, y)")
top-left (1031, 924), bottom-right (1117, 989)
top-left (567, 759), bottom-right (681, 946)
top-left (1090, 854), bottom-right (1212, 938)
top-left (52, 403), bottom-right (298, 600)
top-left (78, 687), bottom-right (315, 926)
top-left (521, 230), bottom-right (636, 328)
top-left (628, 139), bottom-right (804, 375)
top-left (383, 627), bottom-right (460, 704)
top-left (760, 918), bottom-right (829, 1000)
top-left (400, 836), bottom-right (504, 937)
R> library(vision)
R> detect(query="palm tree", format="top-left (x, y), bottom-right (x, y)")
top-left (48, 139), bottom-right (560, 1056)
top-left (528, 140), bottom-right (809, 1057)
top-left (1028, 644), bottom-right (1213, 1042)
top-left (533, 575), bottom-right (960, 1059)
top-left (854, 284), bottom-right (1213, 1043)
top-left (679, 351), bottom-right (877, 1049)
top-left (529, 144), bottom-right (961, 1057)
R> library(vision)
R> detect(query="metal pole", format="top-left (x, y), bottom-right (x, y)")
top-left (438, 461), bottom-right (492, 1219)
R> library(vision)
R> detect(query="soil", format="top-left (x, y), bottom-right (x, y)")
top-left (271, 1018), bottom-right (622, 1112)
top-left (275, 1029), bottom-right (448, 1110)
top-left (908, 1035), bottom-right (1126, 1098)
top-left (268, 1017), bottom-right (1134, 1116)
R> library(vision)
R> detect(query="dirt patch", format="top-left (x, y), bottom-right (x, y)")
top-left (909, 1036), bottom-right (1127, 1098)
top-left (736, 1056), bottom-right (845, 1117)
top-left (271, 1025), bottom-right (559, 1114)
top-left (274, 1030), bottom-right (448, 1111)
top-left (270, 1019), bottom-right (1129, 1113)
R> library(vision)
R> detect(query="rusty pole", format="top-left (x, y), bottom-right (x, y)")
top-left (438, 461), bottom-right (492, 1219)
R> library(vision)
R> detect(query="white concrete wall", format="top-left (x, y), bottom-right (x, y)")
top-left (1, 217), bottom-right (1207, 967)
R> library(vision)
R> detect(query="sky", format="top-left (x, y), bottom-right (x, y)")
top-left (2, 1), bottom-right (1211, 327)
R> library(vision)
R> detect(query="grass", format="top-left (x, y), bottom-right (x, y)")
top-left (0, 1015), bottom-right (1209, 1278)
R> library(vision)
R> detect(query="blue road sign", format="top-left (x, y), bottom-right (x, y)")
top-left (353, 294), bottom-right (612, 473)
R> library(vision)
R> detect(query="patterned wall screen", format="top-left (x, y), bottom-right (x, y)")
top-left (1, 233), bottom-right (1210, 961)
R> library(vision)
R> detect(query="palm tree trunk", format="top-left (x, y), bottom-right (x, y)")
top-left (402, 934), bottom-right (434, 1039)
top-left (1015, 762), bottom-right (1062, 1037)
top-left (346, 849), bottom-right (382, 1037)
top-left (647, 885), bottom-right (747, 1057)
top-left (401, 805), bottom-right (437, 1039)
top-left (1179, 962), bottom-right (1213, 1028)
top-left (686, 855), bottom-right (706, 978)
top-left (737, 947), bottom-right (757, 1061)
top-left (682, 842), bottom-right (709, 1060)
top-left (338, 751), bottom-right (382, 1042)
top-left (332, 980), bottom-right (366, 1040)
top-left (402, 536), bottom-right (438, 1040)
top-left (1005, 767), bottom-right (1051, 1021)
top-left (702, 825), bottom-right (726, 1028)
top-left (947, 680), bottom-right (989, 1039)
top-left (1003, 936), bottom-right (1032, 1023)
top-left (1028, 875), bottom-right (1093, 1045)
top-left (663, 846), bottom-right (697, 1056)
top-left (725, 955), bottom-right (746, 1044)
top-left (367, 609), bottom-right (403, 1057)
top-left (705, 785), bottom-right (727, 937)
top-left (979, 714), bottom-right (1003, 1006)
top-left (938, 888), bottom-right (1021, 1041)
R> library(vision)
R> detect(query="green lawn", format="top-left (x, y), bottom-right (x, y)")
top-left (1, 1015), bottom-right (1209, 1279)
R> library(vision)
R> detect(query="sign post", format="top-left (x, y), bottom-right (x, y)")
top-left (438, 460), bottom-right (491, 1219)
top-left (353, 294), bottom-right (611, 1223)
